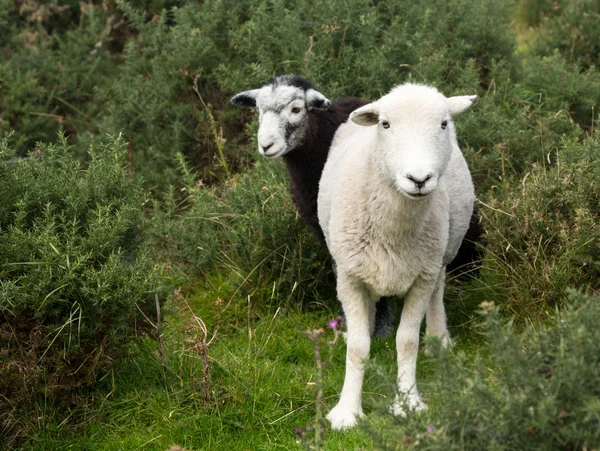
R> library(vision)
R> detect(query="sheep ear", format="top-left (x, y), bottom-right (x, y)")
top-left (350, 103), bottom-right (380, 126)
top-left (231, 89), bottom-right (260, 109)
top-left (447, 95), bottom-right (477, 116)
top-left (306, 89), bottom-right (331, 110)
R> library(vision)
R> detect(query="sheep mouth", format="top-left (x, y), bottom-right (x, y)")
top-left (262, 147), bottom-right (287, 159)
top-left (402, 191), bottom-right (432, 200)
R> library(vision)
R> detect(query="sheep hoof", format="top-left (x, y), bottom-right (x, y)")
top-left (390, 397), bottom-right (428, 417)
top-left (326, 404), bottom-right (364, 430)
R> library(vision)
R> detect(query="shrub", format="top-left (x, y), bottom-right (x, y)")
top-left (519, 53), bottom-right (600, 127)
top-left (457, 57), bottom-right (590, 194)
top-left (74, 0), bottom-right (518, 189)
top-left (149, 154), bottom-right (333, 309)
top-left (476, 135), bottom-right (600, 317)
top-left (0, 133), bottom-right (164, 445)
top-left (364, 289), bottom-right (600, 450)
top-left (0, 2), bottom-right (116, 152)
top-left (217, 0), bottom-right (515, 97)
top-left (529, 0), bottom-right (600, 69)
top-left (100, 1), bottom-right (239, 189)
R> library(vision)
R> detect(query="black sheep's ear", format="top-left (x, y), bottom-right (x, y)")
top-left (306, 89), bottom-right (332, 111)
top-left (231, 89), bottom-right (260, 108)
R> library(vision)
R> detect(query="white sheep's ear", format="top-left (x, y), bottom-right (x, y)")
top-left (306, 89), bottom-right (331, 110)
top-left (350, 103), bottom-right (380, 126)
top-left (231, 89), bottom-right (260, 109)
top-left (447, 95), bottom-right (477, 116)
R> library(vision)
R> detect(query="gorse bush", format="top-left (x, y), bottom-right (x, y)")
top-left (1, 0), bottom-right (519, 191)
top-left (102, 1), bottom-right (239, 189)
top-left (217, 0), bottom-right (515, 97)
top-left (0, 1), bottom-right (115, 152)
top-left (519, 53), bottom-right (600, 126)
top-left (529, 0), bottom-right (600, 69)
top-left (0, 134), bottom-right (163, 443)
top-left (365, 289), bottom-right (600, 450)
top-left (0, 0), bottom-right (596, 195)
top-left (150, 155), bottom-right (333, 309)
top-left (478, 136), bottom-right (600, 317)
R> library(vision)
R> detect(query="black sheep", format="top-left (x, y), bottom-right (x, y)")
top-left (231, 76), bottom-right (396, 337)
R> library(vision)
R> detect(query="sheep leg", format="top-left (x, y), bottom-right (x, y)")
top-left (425, 268), bottom-right (452, 348)
top-left (373, 297), bottom-right (395, 338)
top-left (326, 276), bottom-right (372, 430)
top-left (391, 276), bottom-right (436, 417)
top-left (332, 259), bottom-right (391, 339)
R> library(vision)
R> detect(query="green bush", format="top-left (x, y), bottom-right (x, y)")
top-left (100, 1), bottom-right (232, 189)
top-left (519, 53), bottom-right (600, 126)
top-left (0, 0), bottom-right (520, 191)
top-left (216, 0), bottom-right (515, 97)
top-left (476, 136), bottom-right (600, 317)
top-left (516, 0), bottom-right (557, 27)
top-left (364, 289), bottom-right (600, 450)
top-left (0, 134), bottom-right (164, 440)
top-left (530, 0), bottom-right (600, 69)
top-left (149, 154), bottom-right (333, 308)
top-left (457, 55), bottom-right (594, 194)
top-left (0, 2), bottom-right (116, 152)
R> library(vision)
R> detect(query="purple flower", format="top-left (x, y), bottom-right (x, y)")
top-left (327, 319), bottom-right (338, 329)
top-left (427, 424), bottom-right (435, 433)
top-left (294, 428), bottom-right (303, 437)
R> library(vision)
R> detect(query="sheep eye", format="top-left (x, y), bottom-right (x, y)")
top-left (381, 120), bottom-right (390, 129)
top-left (441, 120), bottom-right (448, 130)
top-left (291, 107), bottom-right (301, 114)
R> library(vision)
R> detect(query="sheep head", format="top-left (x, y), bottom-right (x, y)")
top-left (231, 75), bottom-right (331, 159)
top-left (350, 84), bottom-right (476, 199)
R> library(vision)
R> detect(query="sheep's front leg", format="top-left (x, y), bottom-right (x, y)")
top-left (391, 276), bottom-right (436, 417)
top-left (327, 276), bottom-right (372, 430)
top-left (425, 267), bottom-right (451, 348)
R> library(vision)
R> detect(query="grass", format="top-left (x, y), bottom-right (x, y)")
top-left (19, 270), bottom-right (485, 450)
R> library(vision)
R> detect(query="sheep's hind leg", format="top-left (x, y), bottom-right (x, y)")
top-left (373, 296), bottom-right (395, 338)
top-left (425, 268), bottom-right (452, 349)
top-left (327, 276), bottom-right (372, 430)
top-left (391, 276), bottom-right (435, 417)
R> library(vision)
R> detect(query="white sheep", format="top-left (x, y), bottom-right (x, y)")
top-left (317, 83), bottom-right (476, 429)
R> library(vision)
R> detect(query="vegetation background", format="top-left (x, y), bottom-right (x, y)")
top-left (0, 0), bottom-right (599, 449)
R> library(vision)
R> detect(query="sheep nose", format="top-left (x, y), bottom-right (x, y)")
top-left (406, 173), bottom-right (432, 190)
top-left (261, 142), bottom-right (274, 153)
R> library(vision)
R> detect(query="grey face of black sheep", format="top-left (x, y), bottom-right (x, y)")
top-left (231, 76), bottom-right (331, 159)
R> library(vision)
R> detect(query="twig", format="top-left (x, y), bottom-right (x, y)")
top-left (192, 75), bottom-right (230, 178)
top-left (180, 293), bottom-right (218, 403)
top-left (477, 199), bottom-right (515, 218)
top-left (304, 328), bottom-right (328, 450)
top-left (135, 303), bottom-right (156, 329)
top-left (156, 293), bottom-right (166, 369)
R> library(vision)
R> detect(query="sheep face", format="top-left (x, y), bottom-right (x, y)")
top-left (350, 84), bottom-right (476, 200)
top-left (231, 77), bottom-right (331, 159)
